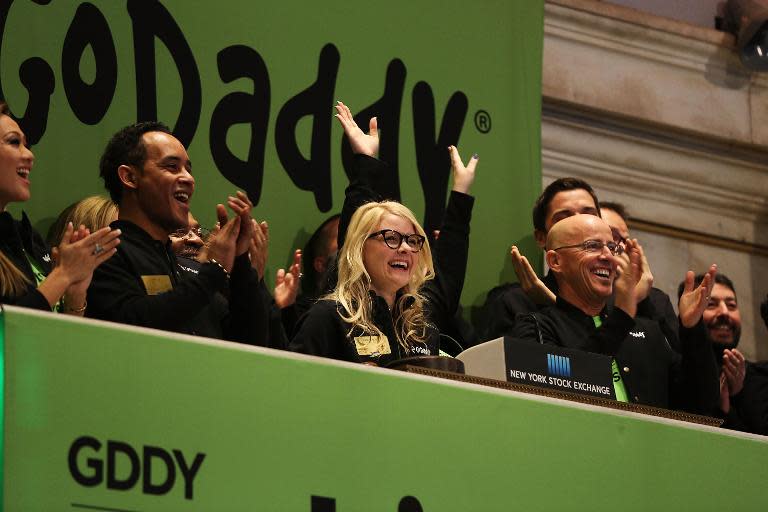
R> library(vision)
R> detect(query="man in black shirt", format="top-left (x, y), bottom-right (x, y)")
top-left (513, 214), bottom-right (719, 413)
top-left (86, 122), bottom-right (268, 345)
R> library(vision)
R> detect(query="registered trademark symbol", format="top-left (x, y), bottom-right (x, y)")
top-left (474, 110), bottom-right (491, 133)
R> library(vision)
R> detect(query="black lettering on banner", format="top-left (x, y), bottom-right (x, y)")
top-left (411, 82), bottom-right (468, 235)
top-left (399, 496), bottom-right (424, 512)
top-left (68, 435), bottom-right (103, 487)
top-left (311, 495), bottom-right (336, 512)
top-left (0, 1), bottom-right (56, 145)
top-left (106, 440), bottom-right (141, 491)
top-left (143, 445), bottom-right (175, 496)
top-left (173, 448), bottom-right (206, 500)
top-left (340, 58), bottom-right (406, 201)
top-left (275, 43), bottom-right (340, 212)
top-left (127, 0), bottom-right (201, 147)
top-left (209, 45), bottom-right (270, 204)
top-left (61, 3), bottom-right (117, 124)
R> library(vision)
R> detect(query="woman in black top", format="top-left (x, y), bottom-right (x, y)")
top-left (289, 102), bottom-right (476, 365)
top-left (0, 101), bottom-right (120, 314)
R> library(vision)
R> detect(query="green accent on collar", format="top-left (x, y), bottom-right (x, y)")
top-left (592, 315), bottom-right (602, 328)
top-left (23, 250), bottom-right (60, 313)
top-left (612, 359), bottom-right (629, 403)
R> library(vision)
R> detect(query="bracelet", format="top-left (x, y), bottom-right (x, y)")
top-left (66, 300), bottom-right (87, 313)
top-left (208, 258), bottom-right (230, 279)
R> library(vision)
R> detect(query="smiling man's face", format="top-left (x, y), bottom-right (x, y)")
top-left (134, 131), bottom-right (194, 235)
top-left (703, 283), bottom-right (742, 347)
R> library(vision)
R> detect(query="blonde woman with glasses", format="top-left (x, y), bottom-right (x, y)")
top-left (289, 102), bottom-right (477, 366)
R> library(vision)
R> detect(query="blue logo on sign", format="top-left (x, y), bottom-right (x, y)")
top-left (547, 354), bottom-right (571, 378)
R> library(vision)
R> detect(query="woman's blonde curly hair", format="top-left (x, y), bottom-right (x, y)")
top-left (326, 200), bottom-right (435, 354)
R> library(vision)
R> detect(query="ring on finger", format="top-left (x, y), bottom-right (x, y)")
top-left (92, 243), bottom-right (104, 256)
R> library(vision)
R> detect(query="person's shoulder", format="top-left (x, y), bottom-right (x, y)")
top-left (303, 299), bottom-right (343, 321)
top-left (484, 282), bottom-right (524, 304)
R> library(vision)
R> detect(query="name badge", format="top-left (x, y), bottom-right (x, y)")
top-left (354, 335), bottom-right (391, 357)
top-left (141, 275), bottom-right (173, 295)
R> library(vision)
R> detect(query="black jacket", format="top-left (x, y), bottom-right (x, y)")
top-left (87, 220), bottom-right (268, 345)
top-left (721, 360), bottom-right (768, 435)
top-left (513, 297), bottom-right (719, 414)
top-left (481, 272), bottom-right (680, 352)
top-left (290, 155), bottom-right (474, 365)
top-left (0, 211), bottom-right (53, 310)
top-left (481, 272), bottom-right (559, 341)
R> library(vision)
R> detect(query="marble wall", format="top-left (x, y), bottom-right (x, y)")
top-left (542, 0), bottom-right (768, 361)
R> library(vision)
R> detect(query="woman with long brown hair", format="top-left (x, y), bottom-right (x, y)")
top-left (0, 102), bottom-right (120, 314)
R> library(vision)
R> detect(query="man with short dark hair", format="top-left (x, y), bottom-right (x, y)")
top-left (600, 202), bottom-right (680, 352)
top-left (481, 178), bottom-right (601, 339)
top-left (513, 215), bottom-right (719, 412)
top-left (677, 273), bottom-right (768, 433)
top-left (300, 214), bottom-right (340, 306)
top-left (87, 122), bottom-right (268, 344)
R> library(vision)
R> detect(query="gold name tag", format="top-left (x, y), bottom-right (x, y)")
top-left (141, 275), bottom-right (173, 295)
top-left (354, 335), bottom-right (391, 357)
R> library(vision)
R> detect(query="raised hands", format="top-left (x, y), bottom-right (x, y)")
top-left (225, 191), bottom-right (254, 257)
top-left (718, 348), bottom-right (746, 414)
top-left (612, 238), bottom-right (642, 318)
top-left (44, 222), bottom-right (121, 314)
top-left (199, 205), bottom-right (241, 273)
top-left (448, 145), bottom-right (478, 195)
top-left (722, 348), bottom-right (746, 396)
top-left (274, 249), bottom-right (302, 309)
top-left (53, 223), bottom-right (120, 283)
top-left (249, 219), bottom-right (269, 280)
top-left (334, 101), bottom-right (379, 157)
top-left (679, 264), bottom-right (717, 328)
top-left (615, 239), bottom-right (654, 303)
top-left (510, 245), bottom-right (555, 305)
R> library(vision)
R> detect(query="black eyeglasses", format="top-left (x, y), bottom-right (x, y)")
top-left (367, 230), bottom-right (426, 252)
top-left (171, 226), bottom-right (210, 241)
top-left (553, 239), bottom-right (624, 256)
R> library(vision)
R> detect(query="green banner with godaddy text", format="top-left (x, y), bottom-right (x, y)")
top-left (3, 305), bottom-right (768, 511)
top-left (0, 0), bottom-right (544, 313)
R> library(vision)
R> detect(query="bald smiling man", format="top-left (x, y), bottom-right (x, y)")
top-left (513, 215), bottom-right (719, 414)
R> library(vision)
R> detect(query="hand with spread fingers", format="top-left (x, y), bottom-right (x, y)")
top-left (722, 348), bottom-right (746, 396)
top-left (199, 204), bottom-right (241, 273)
top-left (679, 264), bottom-right (717, 328)
top-left (633, 241), bottom-right (654, 303)
top-left (226, 191), bottom-right (254, 257)
top-left (612, 238), bottom-right (642, 318)
top-left (510, 245), bottom-right (555, 306)
top-left (334, 101), bottom-right (379, 157)
top-left (275, 249), bottom-right (302, 309)
top-left (249, 219), bottom-right (269, 281)
top-left (46, 222), bottom-right (121, 314)
top-left (447, 145), bottom-right (478, 195)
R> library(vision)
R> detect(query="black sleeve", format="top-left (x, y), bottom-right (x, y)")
top-left (337, 154), bottom-right (389, 250)
top-left (669, 320), bottom-right (720, 415)
top-left (482, 285), bottom-right (537, 340)
top-left (638, 288), bottom-right (680, 353)
top-left (86, 249), bottom-right (229, 331)
top-left (222, 254), bottom-right (270, 346)
top-left (3, 286), bottom-right (52, 311)
top-left (513, 307), bottom-right (634, 355)
top-left (727, 362), bottom-right (768, 435)
top-left (422, 191), bottom-right (474, 333)
top-left (592, 308), bottom-right (635, 356)
top-left (513, 312), bottom-right (555, 345)
top-left (288, 300), bottom-right (345, 358)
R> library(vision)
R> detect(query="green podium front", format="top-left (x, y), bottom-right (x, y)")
top-left (2, 305), bottom-right (766, 511)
